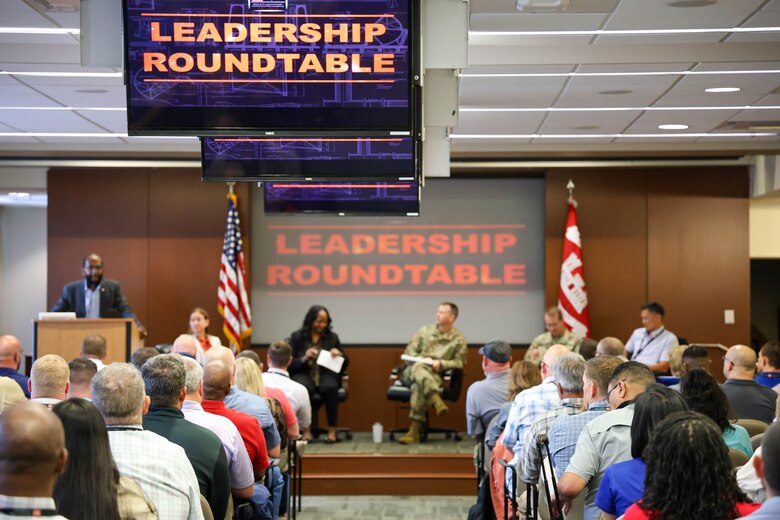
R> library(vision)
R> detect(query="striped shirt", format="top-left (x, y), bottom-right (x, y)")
top-left (107, 425), bottom-right (203, 520)
top-left (502, 377), bottom-right (561, 457)
top-left (547, 400), bottom-right (610, 478)
top-left (520, 397), bottom-right (584, 483)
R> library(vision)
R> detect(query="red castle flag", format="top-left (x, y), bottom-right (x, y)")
top-left (558, 184), bottom-right (590, 338)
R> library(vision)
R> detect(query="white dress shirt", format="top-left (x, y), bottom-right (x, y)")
top-left (262, 367), bottom-right (312, 429)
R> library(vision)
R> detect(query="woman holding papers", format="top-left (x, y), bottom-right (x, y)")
top-left (287, 305), bottom-right (348, 443)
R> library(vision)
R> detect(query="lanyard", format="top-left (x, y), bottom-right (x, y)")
top-left (634, 328), bottom-right (664, 358)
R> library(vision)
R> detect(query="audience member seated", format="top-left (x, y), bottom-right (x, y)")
top-left (179, 357), bottom-right (255, 499)
top-left (623, 412), bottom-right (759, 519)
top-left (578, 338), bottom-right (598, 361)
top-left (189, 307), bottom-right (221, 362)
top-left (130, 347), bottom-right (159, 370)
top-left (204, 346), bottom-right (284, 519)
top-left (557, 361), bottom-right (655, 520)
top-left (595, 384), bottom-right (688, 520)
top-left (396, 302), bottom-right (467, 445)
top-left (0, 377), bottom-right (26, 413)
top-left (466, 340), bottom-right (513, 441)
top-left (721, 345), bottom-right (777, 424)
top-left (659, 343), bottom-right (688, 386)
top-left (548, 356), bottom-right (622, 479)
top-left (502, 344), bottom-right (570, 461)
top-left (595, 337), bottom-right (628, 361)
top-left (81, 334), bottom-right (108, 371)
top-left (682, 368), bottom-right (753, 456)
top-left (0, 401), bottom-right (68, 519)
top-left (521, 353), bottom-right (586, 484)
top-left (287, 305), bottom-right (348, 443)
top-left (91, 363), bottom-right (203, 519)
top-left (52, 398), bottom-right (156, 520)
top-left (0, 335), bottom-right (30, 397)
top-left (625, 302), bottom-right (678, 374)
top-left (262, 341), bottom-right (312, 438)
top-left (66, 358), bottom-right (97, 400)
top-left (236, 357), bottom-right (299, 441)
top-left (668, 344), bottom-right (711, 391)
top-left (747, 420), bottom-right (780, 518)
top-left (738, 446), bottom-right (767, 504)
top-left (756, 341), bottom-right (780, 392)
top-left (29, 354), bottom-right (69, 408)
top-left (485, 361), bottom-right (541, 451)
top-left (140, 354), bottom-right (230, 520)
top-left (202, 361), bottom-right (279, 520)
top-left (171, 334), bottom-right (200, 361)
top-left (524, 307), bottom-right (582, 366)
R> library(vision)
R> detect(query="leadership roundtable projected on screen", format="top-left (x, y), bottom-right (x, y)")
top-left (123, 0), bottom-right (418, 134)
top-left (251, 178), bottom-right (545, 344)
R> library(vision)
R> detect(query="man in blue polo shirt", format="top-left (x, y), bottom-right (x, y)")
top-left (0, 335), bottom-right (29, 398)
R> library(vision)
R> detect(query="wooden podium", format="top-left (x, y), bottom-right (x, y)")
top-left (33, 319), bottom-right (143, 363)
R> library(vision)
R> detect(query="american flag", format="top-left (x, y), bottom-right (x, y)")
top-left (218, 192), bottom-right (252, 349)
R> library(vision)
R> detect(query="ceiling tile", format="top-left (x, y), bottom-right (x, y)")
top-left (75, 110), bottom-right (129, 133)
top-left (626, 109), bottom-right (741, 133)
top-left (454, 112), bottom-right (547, 134)
top-left (460, 76), bottom-right (567, 108)
top-left (0, 110), bottom-right (113, 132)
top-left (538, 110), bottom-right (641, 134)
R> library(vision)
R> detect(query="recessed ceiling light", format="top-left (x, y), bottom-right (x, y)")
top-left (658, 124), bottom-right (689, 130)
top-left (704, 87), bottom-right (741, 93)
top-left (75, 89), bottom-right (109, 94)
top-left (573, 125), bottom-right (599, 130)
top-left (667, 0), bottom-right (717, 7)
top-left (599, 90), bottom-right (633, 95)
top-left (8, 192), bottom-right (30, 198)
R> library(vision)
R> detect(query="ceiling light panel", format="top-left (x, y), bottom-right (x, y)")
top-left (459, 75), bottom-right (569, 108)
top-left (605, 0), bottom-right (766, 31)
top-left (556, 74), bottom-right (680, 108)
top-left (653, 70), bottom-right (772, 107)
top-left (0, 110), bottom-right (113, 133)
top-left (629, 109), bottom-right (739, 134)
top-left (456, 111), bottom-right (548, 135)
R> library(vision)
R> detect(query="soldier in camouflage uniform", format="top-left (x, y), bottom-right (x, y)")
top-left (524, 306), bottom-right (582, 366)
top-left (398, 302), bottom-right (467, 444)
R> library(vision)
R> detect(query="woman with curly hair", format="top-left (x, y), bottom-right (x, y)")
top-left (681, 368), bottom-right (753, 456)
top-left (623, 411), bottom-right (759, 520)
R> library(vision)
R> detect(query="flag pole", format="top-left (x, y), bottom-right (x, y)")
top-left (227, 182), bottom-right (235, 195)
top-left (566, 179), bottom-right (577, 207)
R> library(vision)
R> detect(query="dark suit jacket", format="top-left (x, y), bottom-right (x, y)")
top-left (51, 278), bottom-right (141, 326)
top-left (287, 329), bottom-right (347, 376)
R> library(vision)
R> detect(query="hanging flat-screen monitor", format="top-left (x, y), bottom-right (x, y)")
top-left (123, 0), bottom-right (419, 135)
top-left (201, 136), bottom-right (418, 181)
top-left (264, 180), bottom-right (419, 216)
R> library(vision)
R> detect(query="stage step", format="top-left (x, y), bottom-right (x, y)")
top-left (301, 453), bottom-right (477, 495)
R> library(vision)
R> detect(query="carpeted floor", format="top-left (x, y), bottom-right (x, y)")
top-left (293, 495), bottom-right (475, 519)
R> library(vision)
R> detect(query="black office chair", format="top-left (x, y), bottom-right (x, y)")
top-left (309, 372), bottom-right (353, 441)
top-left (386, 365), bottom-right (464, 442)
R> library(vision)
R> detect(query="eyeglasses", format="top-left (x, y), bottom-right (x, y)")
top-left (606, 378), bottom-right (626, 400)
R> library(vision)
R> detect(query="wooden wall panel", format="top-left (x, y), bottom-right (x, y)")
top-left (47, 168), bottom-right (250, 348)
top-left (647, 168), bottom-right (750, 346)
top-left (48, 169), bottom-right (150, 329)
top-left (545, 169), bottom-right (648, 340)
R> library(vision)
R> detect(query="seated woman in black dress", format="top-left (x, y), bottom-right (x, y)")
top-left (287, 305), bottom-right (348, 443)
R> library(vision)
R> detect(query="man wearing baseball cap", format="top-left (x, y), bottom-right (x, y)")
top-left (466, 340), bottom-right (513, 440)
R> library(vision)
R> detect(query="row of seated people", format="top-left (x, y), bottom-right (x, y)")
top-left (464, 337), bottom-right (780, 520)
top-left (0, 332), bottom-right (321, 520)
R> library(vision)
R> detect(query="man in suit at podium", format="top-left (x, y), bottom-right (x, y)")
top-left (51, 253), bottom-right (147, 338)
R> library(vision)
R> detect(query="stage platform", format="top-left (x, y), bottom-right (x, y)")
top-left (299, 433), bottom-right (477, 496)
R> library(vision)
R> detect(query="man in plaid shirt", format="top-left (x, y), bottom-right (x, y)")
top-left (502, 344), bottom-right (570, 459)
top-left (547, 356), bottom-right (624, 478)
top-left (520, 352), bottom-right (586, 484)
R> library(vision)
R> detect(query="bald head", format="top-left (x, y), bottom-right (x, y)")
top-left (30, 354), bottom-right (69, 400)
top-left (0, 402), bottom-right (68, 496)
top-left (0, 336), bottom-right (22, 369)
top-left (724, 344), bottom-right (758, 380)
top-left (204, 346), bottom-right (236, 381)
top-left (542, 344), bottom-right (571, 379)
top-left (203, 361), bottom-right (232, 401)
top-left (172, 334), bottom-right (198, 358)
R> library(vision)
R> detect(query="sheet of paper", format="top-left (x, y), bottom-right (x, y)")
top-left (401, 354), bottom-right (434, 365)
top-left (317, 349), bottom-right (345, 373)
